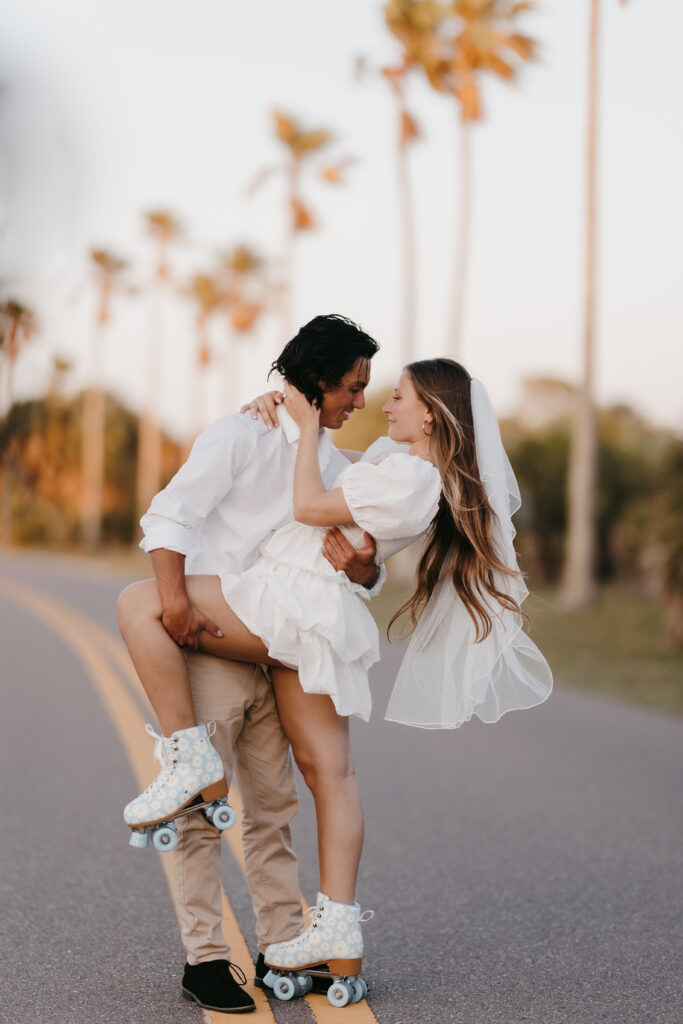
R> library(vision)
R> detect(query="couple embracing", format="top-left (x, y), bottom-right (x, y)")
top-left (117, 313), bottom-right (552, 1013)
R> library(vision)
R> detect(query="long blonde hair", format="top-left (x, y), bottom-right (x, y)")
top-left (389, 359), bottom-right (522, 642)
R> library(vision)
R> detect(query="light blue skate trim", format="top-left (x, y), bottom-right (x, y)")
top-left (128, 830), bottom-right (150, 849)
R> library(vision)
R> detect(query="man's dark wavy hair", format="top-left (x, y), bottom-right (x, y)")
top-left (269, 314), bottom-right (379, 408)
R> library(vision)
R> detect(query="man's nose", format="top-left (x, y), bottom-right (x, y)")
top-left (353, 392), bottom-right (366, 409)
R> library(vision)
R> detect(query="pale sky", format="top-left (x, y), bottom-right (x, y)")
top-left (2, 0), bottom-right (682, 438)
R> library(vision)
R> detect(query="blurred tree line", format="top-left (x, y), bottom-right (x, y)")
top-left (0, 389), bottom-right (180, 548)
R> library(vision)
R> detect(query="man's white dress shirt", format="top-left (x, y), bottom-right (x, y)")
top-left (140, 406), bottom-right (385, 593)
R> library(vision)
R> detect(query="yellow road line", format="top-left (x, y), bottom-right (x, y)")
top-left (2, 576), bottom-right (381, 1024)
top-left (0, 577), bottom-right (276, 1024)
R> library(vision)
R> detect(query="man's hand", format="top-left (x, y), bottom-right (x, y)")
top-left (160, 598), bottom-right (223, 650)
top-left (322, 528), bottom-right (379, 589)
top-left (240, 390), bottom-right (284, 430)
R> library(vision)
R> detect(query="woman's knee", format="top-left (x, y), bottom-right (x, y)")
top-left (294, 748), bottom-right (356, 796)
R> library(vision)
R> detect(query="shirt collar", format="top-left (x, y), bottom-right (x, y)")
top-left (277, 404), bottom-right (334, 475)
top-left (276, 404), bottom-right (300, 444)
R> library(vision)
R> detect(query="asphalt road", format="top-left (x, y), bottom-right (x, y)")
top-left (1, 549), bottom-right (681, 1024)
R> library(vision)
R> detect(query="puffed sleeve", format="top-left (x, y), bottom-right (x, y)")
top-left (340, 453), bottom-right (441, 541)
top-left (359, 436), bottom-right (408, 465)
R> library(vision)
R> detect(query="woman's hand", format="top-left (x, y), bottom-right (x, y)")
top-left (284, 383), bottom-right (320, 429)
top-left (240, 390), bottom-right (283, 430)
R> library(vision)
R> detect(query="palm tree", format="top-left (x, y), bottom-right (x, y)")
top-left (184, 272), bottom-right (222, 457)
top-left (562, 0), bottom-right (629, 609)
top-left (0, 299), bottom-right (36, 416)
top-left (82, 249), bottom-right (128, 550)
top-left (217, 245), bottom-right (266, 415)
top-left (137, 211), bottom-right (182, 523)
top-left (250, 110), bottom-right (353, 339)
top-left (0, 299), bottom-right (37, 542)
top-left (46, 356), bottom-right (72, 402)
top-left (358, 52), bottom-right (422, 366)
top-left (386, 0), bottom-right (535, 359)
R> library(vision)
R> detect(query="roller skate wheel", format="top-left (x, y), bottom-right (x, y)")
top-left (273, 975), bottom-right (297, 1001)
top-left (297, 975), bottom-right (313, 995)
top-left (328, 981), bottom-right (353, 1007)
top-left (152, 824), bottom-right (178, 852)
top-left (211, 802), bottom-right (237, 831)
top-left (351, 978), bottom-right (368, 1002)
top-left (128, 830), bottom-right (150, 849)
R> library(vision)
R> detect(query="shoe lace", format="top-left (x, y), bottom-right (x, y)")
top-left (227, 962), bottom-right (247, 986)
top-left (139, 724), bottom-right (180, 797)
top-left (302, 899), bottom-right (375, 933)
top-left (305, 903), bottom-right (324, 929)
top-left (273, 903), bottom-right (324, 948)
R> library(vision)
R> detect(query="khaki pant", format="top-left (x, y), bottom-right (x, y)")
top-left (174, 652), bottom-right (304, 965)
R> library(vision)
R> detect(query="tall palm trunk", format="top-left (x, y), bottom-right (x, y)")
top-left (397, 129), bottom-right (417, 367)
top-left (0, 326), bottom-right (18, 542)
top-left (136, 285), bottom-right (164, 523)
top-left (184, 321), bottom-right (210, 461)
top-left (82, 320), bottom-right (107, 550)
top-left (281, 165), bottom-right (298, 344)
top-left (449, 120), bottom-right (473, 360)
top-left (563, 0), bottom-right (600, 609)
top-left (224, 326), bottom-right (237, 416)
top-left (3, 327), bottom-right (17, 415)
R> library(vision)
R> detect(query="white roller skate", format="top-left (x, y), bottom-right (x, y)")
top-left (124, 722), bottom-right (236, 852)
top-left (263, 892), bottom-right (374, 1007)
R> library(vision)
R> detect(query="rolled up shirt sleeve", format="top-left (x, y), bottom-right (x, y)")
top-left (362, 561), bottom-right (387, 600)
top-left (140, 416), bottom-right (256, 556)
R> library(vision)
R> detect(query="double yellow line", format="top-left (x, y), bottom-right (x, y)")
top-left (0, 574), bottom-right (380, 1024)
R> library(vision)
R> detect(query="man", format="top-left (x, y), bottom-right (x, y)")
top-left (136, 314), bottom-right (383, 1013)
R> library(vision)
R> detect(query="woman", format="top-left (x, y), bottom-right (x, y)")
top-left (117, 359), bottom-right (552, 998)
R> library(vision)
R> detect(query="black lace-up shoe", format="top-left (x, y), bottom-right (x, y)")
top-left (254, 952), bottom-right (333, 995)
top-left (182, 960), bottom-right (255, 1013)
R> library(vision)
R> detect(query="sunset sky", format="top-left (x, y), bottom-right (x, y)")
top-left (2, 0), bottom-right (681, 438)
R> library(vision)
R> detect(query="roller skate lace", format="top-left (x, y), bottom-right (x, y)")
top-left (138, 724), bottom-right (180, 798)
top-left (278, 898), bottom-right (374, 951)
top-left (139, 721), bottom-right (222, 798)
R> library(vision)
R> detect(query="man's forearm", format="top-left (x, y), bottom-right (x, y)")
top-left (150, 549), bottom-right (190, 609)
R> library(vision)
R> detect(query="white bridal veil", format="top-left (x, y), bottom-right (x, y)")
top-left (384, 378), bottom-right (553, 729)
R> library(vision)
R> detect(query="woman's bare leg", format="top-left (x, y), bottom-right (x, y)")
top-left (271, 668), bottom-right (364, 906)
top-left (116, 575), bottom-right (276, 736)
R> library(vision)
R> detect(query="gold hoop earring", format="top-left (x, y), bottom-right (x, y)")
top-left (422, 420), bottom-right (432, 436)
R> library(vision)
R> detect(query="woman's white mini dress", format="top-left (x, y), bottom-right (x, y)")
top-left (221, 443), bottom-right (442, 722)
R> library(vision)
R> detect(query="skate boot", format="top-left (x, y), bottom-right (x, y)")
top-left (263, 892), bottom-right (374, 1007)
top-left (124, 722), bottom-right (236, 852)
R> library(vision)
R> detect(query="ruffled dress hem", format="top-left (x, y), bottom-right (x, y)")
top-left (220, 563), bottom-right (379, 723)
